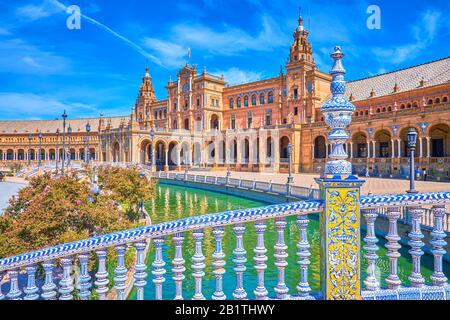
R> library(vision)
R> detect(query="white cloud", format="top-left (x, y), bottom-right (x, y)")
top-left (372, 9), bottom-right (444, 64)
top-left (142, 15), bottom-right (289, 69)
top-left (16, 0), bottom-right (61, 21)
top-left (0, 92), bottom-right (98, 120)
top-left (0, 39), bottom-right (70, 75)
top-left (212, 67), bottom-right (263, 85)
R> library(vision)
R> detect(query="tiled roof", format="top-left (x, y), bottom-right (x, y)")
top-left (346, 57), bottom-right (450, 102)
top-left (0, 116), bottom-right (125, 134)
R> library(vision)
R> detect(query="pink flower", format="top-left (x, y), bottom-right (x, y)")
top-left (76, 199), bottom-right (82, 206)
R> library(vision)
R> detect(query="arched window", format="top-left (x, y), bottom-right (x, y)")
top-left (244, 96), bottom-right (249, 107)
top-left (237, 98), bottom-right (241, 108)
top-left (251, 95), bottom-right (257, 106)
top-left (268, 91), bottom-right (274, 103)
top-left (400, 104), bottom-right (405, 110)
top-left (443, 96), bottom-right (448, 103)
top-left (260, 93), bottom-right (265, 105)
top-left (407, 103), bottom-right (412, 109)
top-left (382, 107), bottom-right (386, 112)
top-left (229, 98), bottom-right (234, 109)
top-left (428, 99), bottom-right (433, 105)
top-left (388, 106), bottom-right (392, 112)
top-left (435, 98), bottom-right (441, 104)
top-left (376, 108), bottom-right (381, 113)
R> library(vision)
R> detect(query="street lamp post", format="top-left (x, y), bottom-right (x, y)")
top-left (67, 125), bottom-right (72, 167)
top-left (61, 110), bottom-right (67, 175)
top-left (287, 143), bottom-right (293, 196)
top-left (28, 133), bottom-right (32, 167)
top-left (150, 126), bottom-right (155, 173)
top-left (55, 129), bottom-right (60, 173)
top-left (407, 128), bottom-right (418, 194)
top-left (38, 132), bottom-right (43, 168)
top-left (85, 122), bottom-right (91, 165)
top-left (226, 148), bottom-right (231, 185)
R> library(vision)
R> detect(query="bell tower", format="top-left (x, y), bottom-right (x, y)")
top-left (288, 16), bottom-right (313, 65)
top-left (134, 65), bottom-right (157, 126)
top-left (285, 15), bottom-right (316, 124)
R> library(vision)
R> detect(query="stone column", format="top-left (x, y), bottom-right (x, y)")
top-left (164, 148), bottom-right (169, 172)
top-left (397, 139), bottom-right (401, 158)
top-left (372, 141), bottom-right (376, 158)
top-left (419, 137), bottom-right (423, 158)
top-left (350, 143), bottom-right (353, 159)
top-left (366, 142), bottom-right (370, 158)
top-left (391, 139), bottom-right (395, 158)
top-left (426, 137), bottom-right (431, 158)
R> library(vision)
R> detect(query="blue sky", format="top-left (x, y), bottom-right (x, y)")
top-left (0, 0), bottom-right (448, 120)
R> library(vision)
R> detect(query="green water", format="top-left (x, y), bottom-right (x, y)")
top-left (129, 184), bottom-right (449, 300)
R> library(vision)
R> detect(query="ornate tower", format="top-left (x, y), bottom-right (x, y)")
top-left (134, 65), bottom-right (157, 125)
top-left (285, 15), bottom-right (316, 124)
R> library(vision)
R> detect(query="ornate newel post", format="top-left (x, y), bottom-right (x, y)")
top-left (315, 46), bottom-right (364, 300)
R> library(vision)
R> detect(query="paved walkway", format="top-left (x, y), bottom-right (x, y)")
top-left (179, 170), bottom-right (450, 195)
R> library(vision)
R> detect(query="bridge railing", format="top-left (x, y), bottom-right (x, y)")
top-left (155, 171), bottom-right (319, 200)
top-left (0, 192), bottom-right (449, 300)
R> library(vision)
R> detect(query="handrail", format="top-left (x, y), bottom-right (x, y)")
top-left (1, 191), bottom-right (449, 272)
top-left (0, 199), bottom-right (323, 271)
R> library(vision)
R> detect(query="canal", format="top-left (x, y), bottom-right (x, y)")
top-left (129, 184), bottom-right (450, 299)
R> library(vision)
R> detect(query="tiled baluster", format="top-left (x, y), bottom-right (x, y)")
top-left (254, 220), bottom-right (268, 300)
top-left (172, 232), bottom-right (185, 300)
top-left (408, 207), bottom-right (425, 287)
top-left (59, 257), bottom-right (74, 300)
top-left (95, 249), bottom-right (109, 300)
top-left (297, 215), bottom-right (311, 297)
top-left (0, 272), bottom-right (4, 300)
top-left (385, 207), bottom-right (402, 290)
top-left (274, 217), bottom-right (289, 299)
top-left (233, 224), bottom-right (247, 300)
top-left (363, 209), bottom-right (379, 291)
top-left (192, 229), bottom-right (206, 300)
top-left (212, 226), bottom-right (226, 300)
top-left (24, 265), bottom-right (39, 300)
top-left (430, 205), bottom-right (448, 287)
top-left (152, 237), bottom-right (166, 300)
top-left (77, 253), bottom-right (92, 300)
top-left (6, 269), bottom-right (22, 300)
top-left (134, 241), bottom-right (148, 300)
top-left (41, 261), bottom-right (57, 300)
top-left (114, 246), bottom-right (128, 300)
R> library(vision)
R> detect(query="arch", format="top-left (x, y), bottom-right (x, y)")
top-left (237, 97), bottom-right (242, 108)
top-left (260, 93), bottom-right (265, 105)
top-left (210, 114), bottom-right (220, 130)
top-left (6, 149), bottom-right (13, 161)
top-left (229, 98), bottom-right (234, 109)
top-left (251, 94), bottom-right (257, 106)
top-left (374, 129), bottom-right (392, 158)
top-left (429, 124), bottom-right (450, 157)
top-left (314, 136), bottom-right (327, 159)
top-left (244, 95), bottom-right (249, 107)
top-left (193, 142), bottom-right (202, 165)
top-left (154, 140), bottom-right (166, 167)
top-left (69, 148), bottom-right (75, 161)
top-left (352, 132), bottom-right (367, 158)
top-left (279, 136), bottom-right (290, 160)
top-left (443, 96), bottom-right (448, 103)
top-left (49, 149), bottom-right (56, 160)
top-left (17, 149), bottom-right (25, 161)
top-left (180, 141), bottom-right (191, 165)
top-left (168, 141), bottom-right (180, 166)
top-left (29, 149), bottom-right (36, 161)
top-left (268, 91), bottom-right (274, 104)
top-left (266, 137), bottom-right (273, 159)
top-left (242, 138), bottom-right (250, 163)
top-left (229, 139), bottom-right (237, 164)
top-left (435, 98), bottom-right (441, 104)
